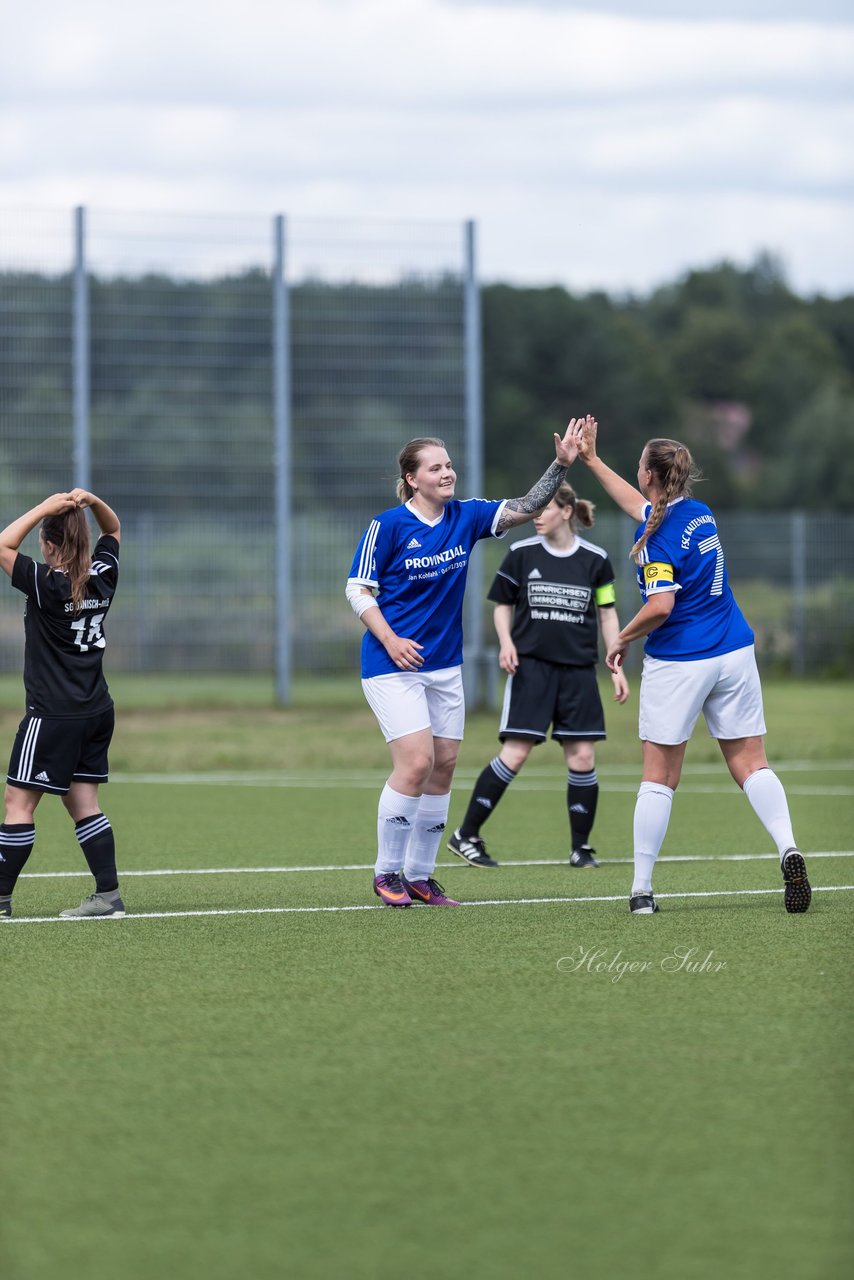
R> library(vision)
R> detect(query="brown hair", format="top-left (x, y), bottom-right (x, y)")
top-left (396, 437), bottom-right (446, 503)
top-left (631, 438), bottom-right (702, 563)
top-left (41, 507), bottom-right (92, 614)
top-left (553, 482), bottom-right (595, 532)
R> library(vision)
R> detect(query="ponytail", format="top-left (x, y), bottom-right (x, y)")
top-left (631, 439), bottom-right (701, 563)
top-left (553, 482), bottom-right (595, 532)
top-left (41, 508), bottom-right (92, 613)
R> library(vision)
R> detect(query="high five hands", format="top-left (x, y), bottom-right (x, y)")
top-left (553, 417), bottom-right (585, 467)
top-left (568, 415), bottom-right (598, 464)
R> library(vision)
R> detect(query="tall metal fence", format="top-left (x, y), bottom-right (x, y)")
top-left (0, 207), bottom-right (481, 696)
top-left (0, 207), bottom-right (851, 691)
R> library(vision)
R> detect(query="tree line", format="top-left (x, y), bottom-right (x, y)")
top-left (482, 253), bottom-right (853, 510)
top-left (1, 253), bottom-right (851, 513)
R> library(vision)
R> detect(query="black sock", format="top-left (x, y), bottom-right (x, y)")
top-left (75, 814), bottom-right (118, 893)
top-left (459, 757), bottom-right (517, 838)
top-left (0, 823), bottom-right (36, 896)
top-left (567, 769), bottom-right (599, 848)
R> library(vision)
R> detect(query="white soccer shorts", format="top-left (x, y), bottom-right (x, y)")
top-left (638, 644), bottom-right (767, 745)
top-left (362, 666), bottom-right (466, 743)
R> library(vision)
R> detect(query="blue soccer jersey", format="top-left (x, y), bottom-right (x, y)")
top-left (348, 498), bottom-right (507, 678)
top-left (634, 498), bottom-right (754, 660)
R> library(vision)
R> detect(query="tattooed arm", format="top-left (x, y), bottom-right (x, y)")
top-left (497, 461), bottom-right (568, 532)
top-left (495, 416), bottom-right (585, 532)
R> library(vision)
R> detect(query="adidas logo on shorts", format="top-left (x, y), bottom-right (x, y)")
top-left (35, 771), bottom-right (50, 783)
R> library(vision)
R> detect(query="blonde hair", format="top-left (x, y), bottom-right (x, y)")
top-left (631, 438), bottom-right (702, 563)
top-left (396, 437), bottom-right (446, 503)
top-left (553, 482), bottom-right (595, 532)
top-left (41, 507), bottom-right (92, 614)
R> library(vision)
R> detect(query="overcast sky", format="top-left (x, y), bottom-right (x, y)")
top-left (3, 0), bottom-right (853, 295)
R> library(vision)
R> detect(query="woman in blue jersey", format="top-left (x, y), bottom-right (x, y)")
top-left (347, 424), bottom-right (583, 908)
top-left (574, 421), bottom-right (810, 916)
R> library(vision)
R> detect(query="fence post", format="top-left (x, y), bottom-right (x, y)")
top-left (463, 219), bottom-right (485, 708)
top-left (791, 511), bottom-right (806, 677)
top-left (272, 214), bottom-right (292, 705)
top-left (72, 205), bottom-right (90, 491)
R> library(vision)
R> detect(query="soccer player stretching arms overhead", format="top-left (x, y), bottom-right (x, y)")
top-left (573, 418), bottom-right (810, 915)
top-left (346, 423), bottom-right (583, 908)
top-left (0, 489), bottom-right (124, 919)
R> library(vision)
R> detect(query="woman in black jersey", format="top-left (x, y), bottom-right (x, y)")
top-left (0, 489), bottom-right (124, 919)
top-left (448, 483), bottom-right (629, 869)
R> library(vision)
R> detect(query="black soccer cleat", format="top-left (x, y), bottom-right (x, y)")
top-left (447, 829), bottom-right (499, 868)
top-left (569, 845), bottom-right (599, 868)
top-left (781, 849), bottom-right (811, 914)
top-left (629, 892), bottom-right (660, 914)
top-left (0, 895), bottom-right (11, 919)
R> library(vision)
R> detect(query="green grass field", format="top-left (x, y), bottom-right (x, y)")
top-left (3, 677), bottom-right (853, 1280)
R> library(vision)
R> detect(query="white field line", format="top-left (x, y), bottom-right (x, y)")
top-left (17, 850), bottom-right (854, 880)
top-left (109, 769), bottom-right (854, 796)
top-left (4, 884), bottom-right (853, 925)
top-left (112, 760), bottom-right (854, 781)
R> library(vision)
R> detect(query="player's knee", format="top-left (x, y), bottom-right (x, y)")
top-left (4, 784), bottom-right (38, 822)
top-left (401, 749), bottom-right (435, 788)
top-left (566, 743), bottom-right (595, 772)
top-left (501, 741), bottom-right (531, 771)
top-left (431, 748), bottom-right (459, 787)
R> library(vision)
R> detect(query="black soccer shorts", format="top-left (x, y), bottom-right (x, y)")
top-left (6, 707), bottom-right (115, 794)
top-left (498, 657), bottom-right (606, 743)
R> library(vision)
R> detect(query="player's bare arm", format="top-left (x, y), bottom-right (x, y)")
top-left (0, 493), bottom-right (77, 577)
top-left (70, 489), bottom-right (121, 541)
top-left (497, 419), bottom-right (582, 532)
top-left (605, 593), bottom-right (676, 672)
top-left (493, 603), bottom-right (518, 674)
top-left (598, 606), bottom-right (631, 703)
top-left (574, 417), bottom-right (647, 522)
top-left (356, 590), bottom-right (424, 671)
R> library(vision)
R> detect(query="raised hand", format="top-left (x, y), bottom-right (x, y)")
top-left (42, 493), bottom-right (77, 516)
top-left (553, 417), bottom-right (583, 468)
top-left (574, 415), bottom-right (599, 464)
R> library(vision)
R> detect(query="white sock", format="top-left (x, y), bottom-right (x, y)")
top-left (375, 785), bottom-right (422, 876)
top-left (632, 781), bottom-right (674, 894)
top-left (742, 768), bottom-right (796, 859)
top-left (403, 792), bottom-right (451, 881)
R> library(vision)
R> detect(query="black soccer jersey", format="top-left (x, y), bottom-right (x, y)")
top-left (488, 535), bottom-right (616, 666)
top-left (11, 535), bottom-right (119, 716)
